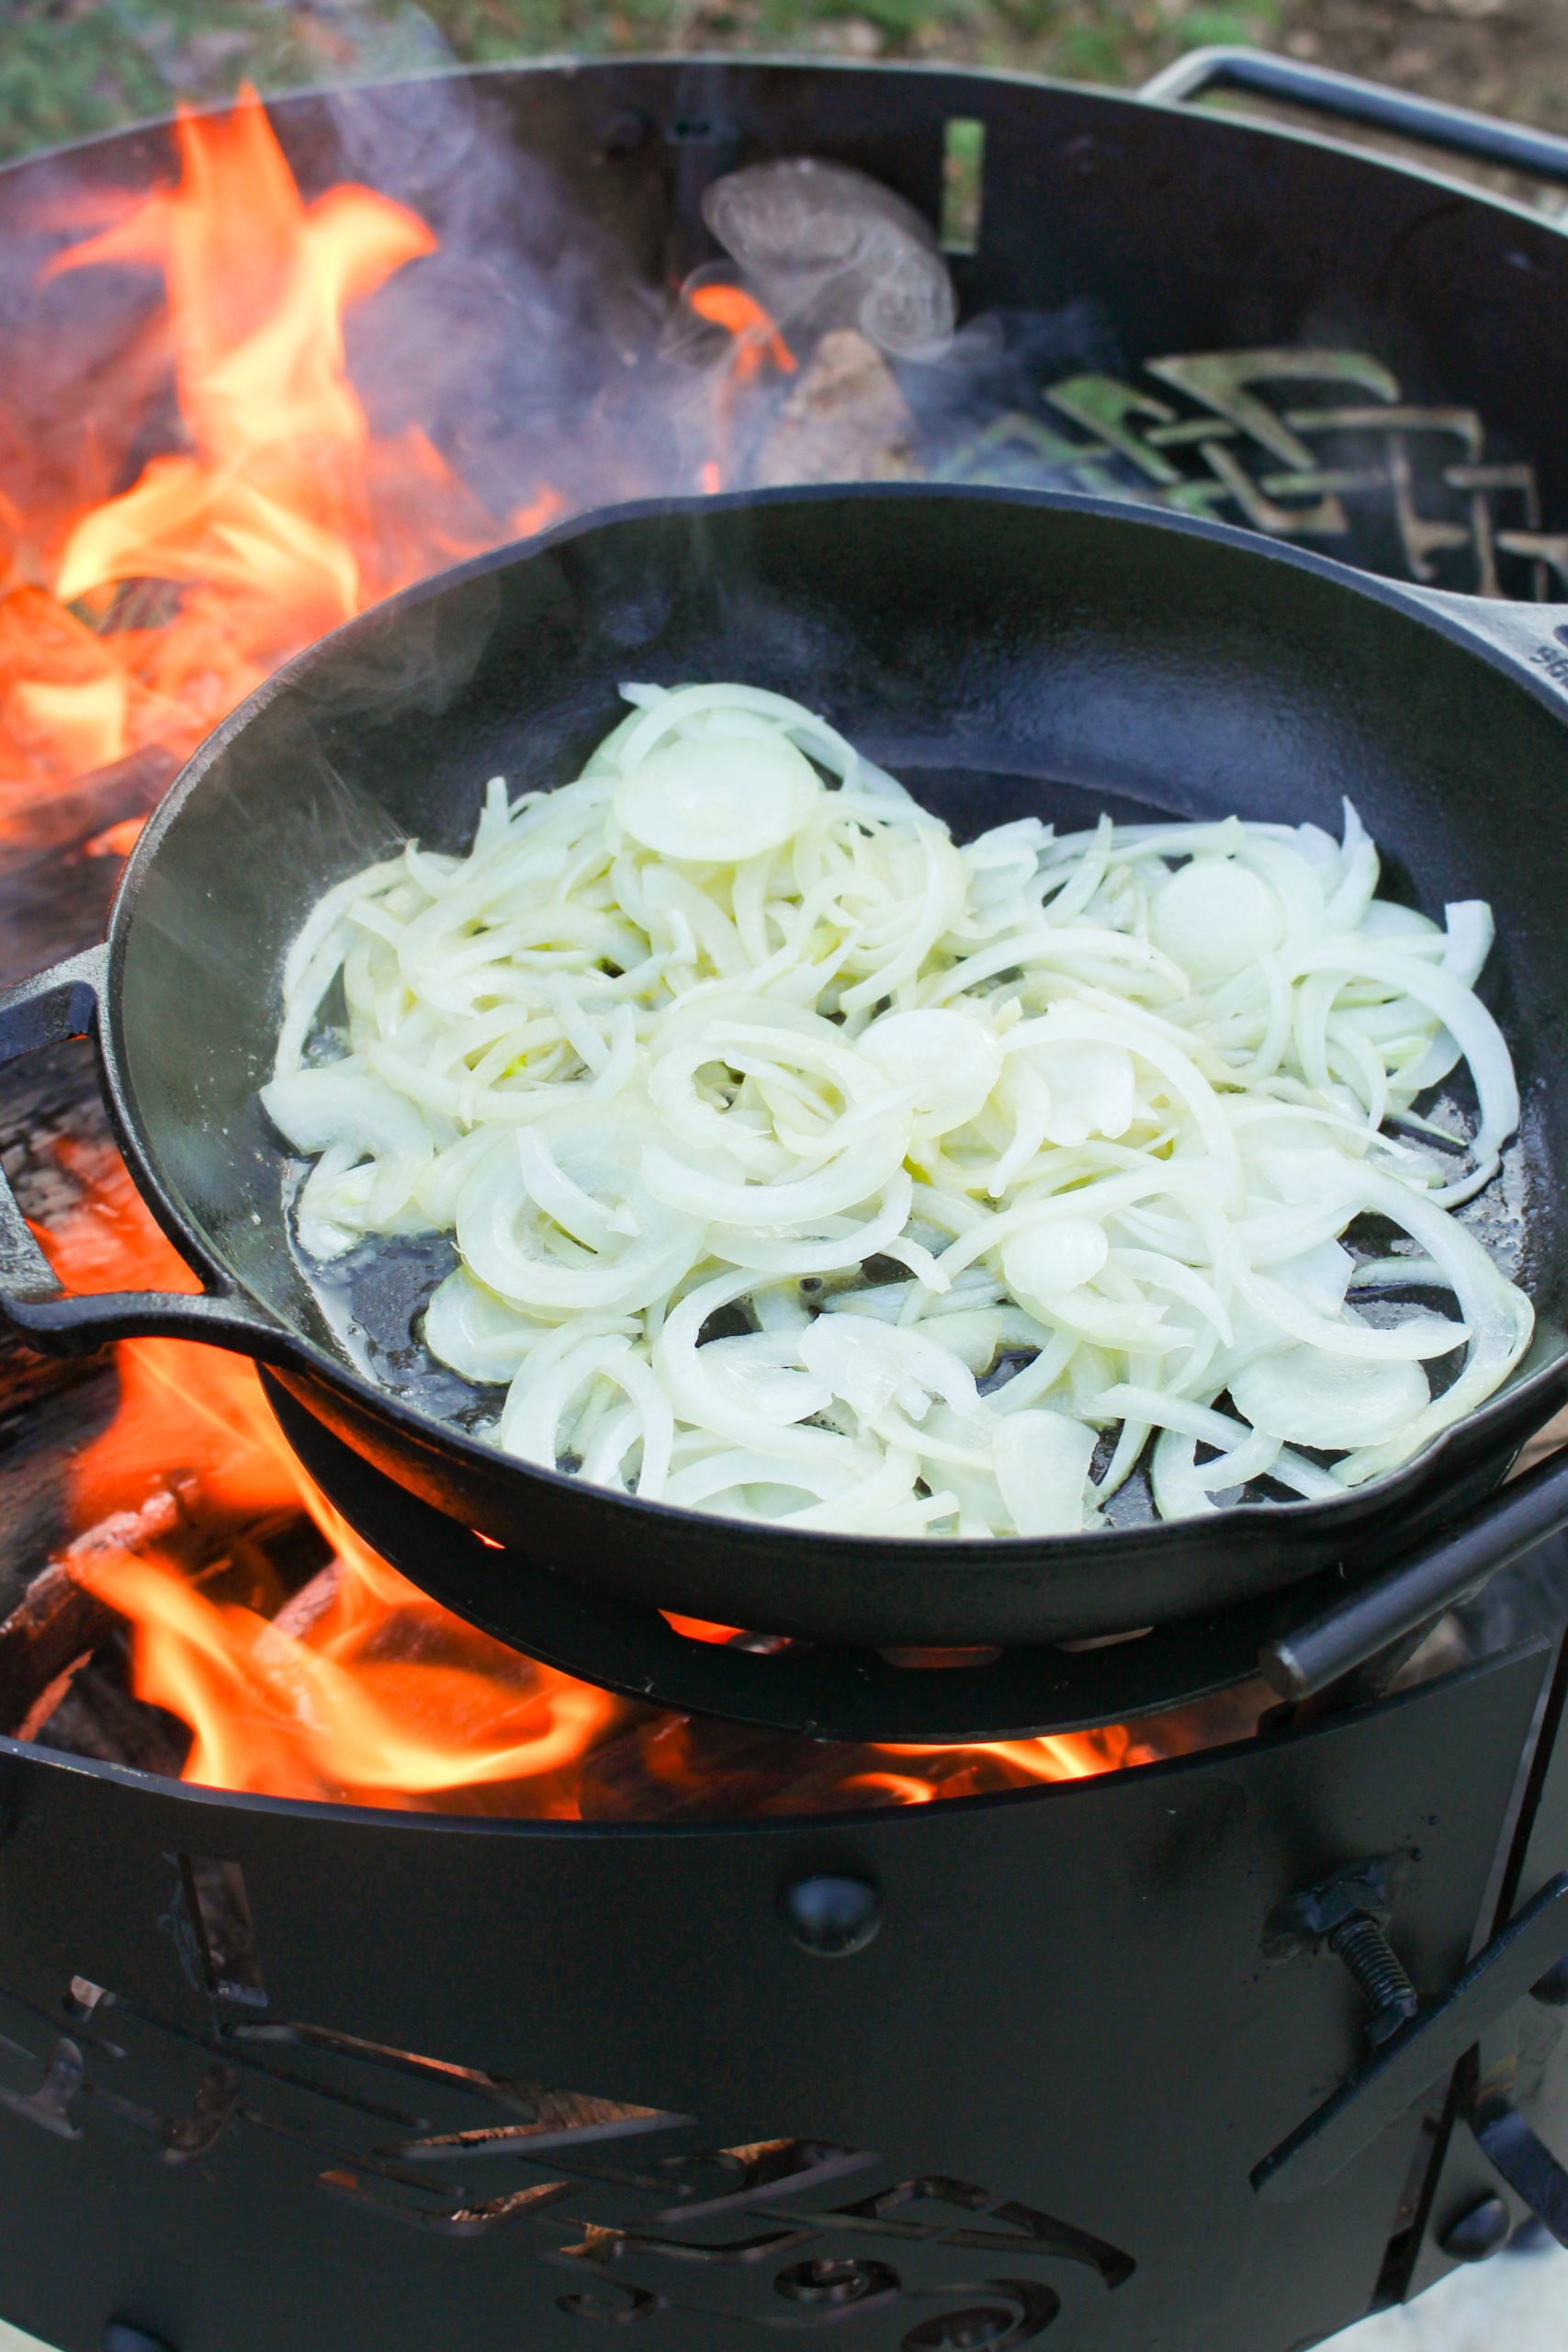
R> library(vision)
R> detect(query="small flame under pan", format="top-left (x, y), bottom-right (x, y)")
top-left (6, 483), bottom-right (1568, 1648)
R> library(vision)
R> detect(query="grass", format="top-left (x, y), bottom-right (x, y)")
top-left (0, 0), bottom-right (1280, 164)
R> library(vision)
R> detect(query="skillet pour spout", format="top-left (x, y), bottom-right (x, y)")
top-left (4, 485), bottom-right (1568, 1652)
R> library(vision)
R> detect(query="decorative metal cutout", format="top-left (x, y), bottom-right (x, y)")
top-left (944, 345), bottom-right (1560, 603)
top-left (175, 1855), bottom-right (266, 2007)
top-left (0, 1975), bottom-right (1134, 2342)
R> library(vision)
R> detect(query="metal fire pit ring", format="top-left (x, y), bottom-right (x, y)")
top-left (261, 1370), bottom-right (1568, 1745)
top-left (262, 1370), bottom-right (1291, 1742)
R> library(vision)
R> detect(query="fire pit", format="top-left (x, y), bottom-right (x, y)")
top-left (2, 53), bottom-right (1568, 2352)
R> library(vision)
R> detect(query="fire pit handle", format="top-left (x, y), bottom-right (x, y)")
top-left (0, 945), bottom-right (288, 1363)
top-left (1140, 47), bottom-right (1568, 187)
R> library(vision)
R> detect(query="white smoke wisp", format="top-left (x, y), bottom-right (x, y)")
top-left (702, 156), bottom-right (958, 364)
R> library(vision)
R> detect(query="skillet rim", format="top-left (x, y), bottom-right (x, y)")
top-left (95, 480), bottom-right (1568, 1576)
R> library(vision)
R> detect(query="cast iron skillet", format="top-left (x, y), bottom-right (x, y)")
top-left (5, 485), bottom-right (1568, 1649)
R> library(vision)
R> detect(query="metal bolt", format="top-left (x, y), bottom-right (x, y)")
top-left (779, 1875), bottom-right (882, 1958)
top-left (1328, 1914), bottom-right (1420, 2045)
top-left (1266, 1858), bottom-right (1421, 2048)
top-left (1438, 2193), bottom-right (1512, 2264)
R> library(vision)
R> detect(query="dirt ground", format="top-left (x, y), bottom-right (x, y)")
top-left (4, 0), bottom-right (1568, 164)
top-left (1269, 0), bottom-right (1568, 130)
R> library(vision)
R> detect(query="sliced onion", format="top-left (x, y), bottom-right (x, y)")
top-left (423, 1268), bottom-right (553, 1383)
top-left (1001, 1217), bottom-right (1111, 1306)
top-left (614, 733), bottom-right (818, 862)
top-left (858, 1008), bottom-right (1003, 1131)
top-left (993, 1411), bottom-right (1097, 1534)
top-left (457, 1109), bottom-right (704, 1314)
top-left (641, 1128), bottom-right (907, 1229)
top-left (1230, 1347), bottom-right (1429, 1450)
top-left (694, 1332), bottom-right (832, 1424)
top-left (1017, 1037), bottom-right (1135, 1148)
top-left (799, 1312), bottom-right (981, 1423)
top-left (267, 680), bottom-right (1530, 1543)
top-left (1151, 856), bottom-right (1283, 975)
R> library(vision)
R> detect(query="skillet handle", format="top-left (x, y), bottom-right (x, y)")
top-left (1261, 1443), bottom-right (1568, 1700)
top-left (0, 946), bottom-right (286, 1361)
top-left (1140, 46), bottom-right (1568, 186)
top-left (1389, 583), bottom-right (1568, 693)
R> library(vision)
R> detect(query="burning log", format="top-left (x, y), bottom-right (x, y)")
top-left (754, 329), bottom-right (919, 488)
top-left (0, 1489), bottom-right (184, 1738)
top-left (268, 1562), bottom-right (343, 1642)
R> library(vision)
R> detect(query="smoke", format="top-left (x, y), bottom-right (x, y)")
top-left (313, 85), bottom-right (1123, 530)
top-left (319, 94), bottom-right (976, 524)
top-left (2, 60), bottom-right (1128, 624)
top-left (326, 72), bottom-right (682, 526)
top-left (702, 156), bottom-right (957, 362)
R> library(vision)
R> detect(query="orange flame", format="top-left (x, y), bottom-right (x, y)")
top-left (32, 1141), bottom-right (623, 1809)
top-left (686, 282), bottom-right (795, 496)
top-left (0, 87), bottom-right (529, 806)
top-left (840, 1770), bottom-right (939, 1805)
top-left (25, 1145), bottom-right (1129, 1812)
top-left (1, 86), bottom-right (806, 805)
top-left (877, 1731), bottom-right (1134, 1784)
top-left (66, 1544), bottom-right (619, 1808)
top-left (688, 284), bottom-right (796, 384)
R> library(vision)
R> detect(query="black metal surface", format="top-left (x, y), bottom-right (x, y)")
top-left (1534, 1957), bottom-right (1568, 2007)
top-left (1267, 1855), bottom-right (1407, 1954)
top-left (778, 1874), bottom-right (883, 1957)
top-left (0, 63), bottom-right (1563, 2352)
top-left (265, 1366), bottom-right (1563, 1741)
top-left (1330, 1917), bottom-right (1422, 2046)
top-left (1404, 1600), bottom-right (1568, 2299)
top-left (8, 51), bottom-right (1568, 1647)
top-left (6, 487), bottom-right (1568, 1655)
top-left (1141, 46), bottom-right (1568, 184)
top-left (0, 944), bottom-right (281, 1358)
top-left (9, 56), bottom-right (1568, 603)
top-left (0, 1644), bottom-right (1547, 2352)
top-left (1253, 1869), bottom-right (1568, 2201)
top-left (1266, 1856), bottom-right (1421, 2044)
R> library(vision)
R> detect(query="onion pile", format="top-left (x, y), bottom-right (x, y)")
top-left (263, 682), bottom-right (1532, 1538)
